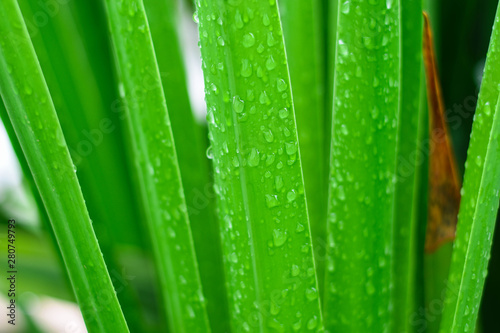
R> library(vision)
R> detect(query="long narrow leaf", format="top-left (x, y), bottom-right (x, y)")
top-left (143, 1), bottom-right (230, 330)
top-left (392, 1), bottom-right (423, 331)
top-left (323, 0), bottom-right (401, 331)
top-left (101, 0), bottom-right (211, 331)
top-left (16, 1), bottom-right (149, 329)
top-left (0, 1), bottom-right (128, 331)
top-left (279, 0), bottom-right (327, 298)
top-left (195, 0), bottom-right (324, 331)
top-left (439, 4), bottom-right (500, 332)
top-left (325, 0), bottom-right (338, 187)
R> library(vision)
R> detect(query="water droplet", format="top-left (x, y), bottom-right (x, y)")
top-left (341, 1), bottom-right (350, 14)
top-left (484, 102), bottom-right (492, 116)
top-left (267, 32), bottom-right (276, 46)
top-left (291, 264), bottom-right (300, 276)
top-left (266, 55), bottom-right (276, 70)
top-left (337, 186), bottom-right (346, 201)
top-left (285, 142), bottom-right (297, 155)
top-left (363, 36), bottom-right (375, 50)
top-left (277, 79), bottom-right (287, 92)
top-left (266, 154), bottom-right (276, 166)
top-left (248, 148), bottom-right (260, 166)
top-left (287, 189), bottom-right (297, 202)
top-left (206, 146), bottom-right (214, 159)
top-left (307, 316), bottom-right (318, 330)
top-left (475, 155), bottom-right (483, 167)
top-left (340, 125), bottom-right (349, 135)
top-left (293, 320), bottom-right (302, 331)
top-left (275, 176), bottom-right (284, 191)
top-left (273, 229), bottom-right (287, 246)
top-left (241, 59), bottom-right (252, 77)
top-left (167, 227), bottom-right (176, 238)
top-left (235, 10), bottom-right (244, 28)
top-left (118, 82), bottom-right (126, 98)
top-left (217, 36), bottom-right (225, 46)
top-left (262, 13), bottom-right (270, 26)
top-left (186, 305), bottom-right (195, 318)
top-left (263, 128), bottom-right (274, 142)
top-left (279, 108), bottom-right (290, 119)
top-left (338, 40), bottom-right (348, 57)
top-left (259, 91), bottom-right (271, 105)
top-left (233, 96), bottom-right (245, 113)
top-left (266, 194), bottom-right (280, 208)
top-left (305, 288), bottom-right (318, 301)
top-left (242, 33), bottom-right (255, 47)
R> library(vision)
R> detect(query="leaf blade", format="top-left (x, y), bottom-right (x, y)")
top-left (439, 4), bottom-right (500, 331)
top-left (0, 1), bottom-right (129, 331)
top-left (143, 0), bottom-right (230, 330)
top-left (195, 0), bottom-right (324, 331)
top-left (323, 1), bottom-right (401, 331)
top-left (101, 0), bottom-right (211, 331)
top-left (279, 0), bottom-right (328, 299)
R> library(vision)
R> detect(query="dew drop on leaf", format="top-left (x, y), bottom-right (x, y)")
top-left (273, 229), bottom-right (287, 247)
top-left (240, 59), bottom-right (252, 77)
top-left (279, 108), bottom-right (290, 119)
top-left (206, 146), bottom-right (214, 159)
top-left (277, 79), bottom-right (287, 92)
top-left (232, 95), bottom-right (245, 113)
top-left (247, 148), bottom-right (260, 166)
top-left (266, 194), bottom-right (280, 208)
top-left (242, 33), bottom-right (255, 47)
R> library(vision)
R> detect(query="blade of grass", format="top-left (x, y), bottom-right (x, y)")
top-left (439, 4), bottom-right (500, 331)
top-left (278, 0), bottom-right (327, 300)
top-left (195, 0), bottom-right (324, 331)
top-left (101, 0), bottom-right (211, 331)
top-left (16, 1), bottom-right (150, 329)
top-left (143, 0), bottom-right (229, 331)
top-left (0, 1), bottom-right (128, 331)
top-left (410, 73), bottom-right (432, 332)
top-left (323, 0), bottom-right (401, 331)
top-left (392, 1), bottom-right (424, 332)
top-left (324, 0), bottom-right (338, 188)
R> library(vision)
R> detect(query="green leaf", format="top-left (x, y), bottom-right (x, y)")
top-left (15, 1), bottom-right (150, 329)
top-left (195, 0), bottom-right (324, 331)
top-left (279, 0), bottom-right (328, 299)
top-left (391, 1), bottom-right (424, 332)
top-left (439, 4), bottom-right (500, 331)
top-left (143, 0), bottom-right (230, 331)
top-left (324, 0), bottom-right (338, 181)
top-left (0, 1), bottom-right (129, 332)
top-left (323, 0), bottom-right (401, 331)
top-left (101, 0), bottom-right (211, 331)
